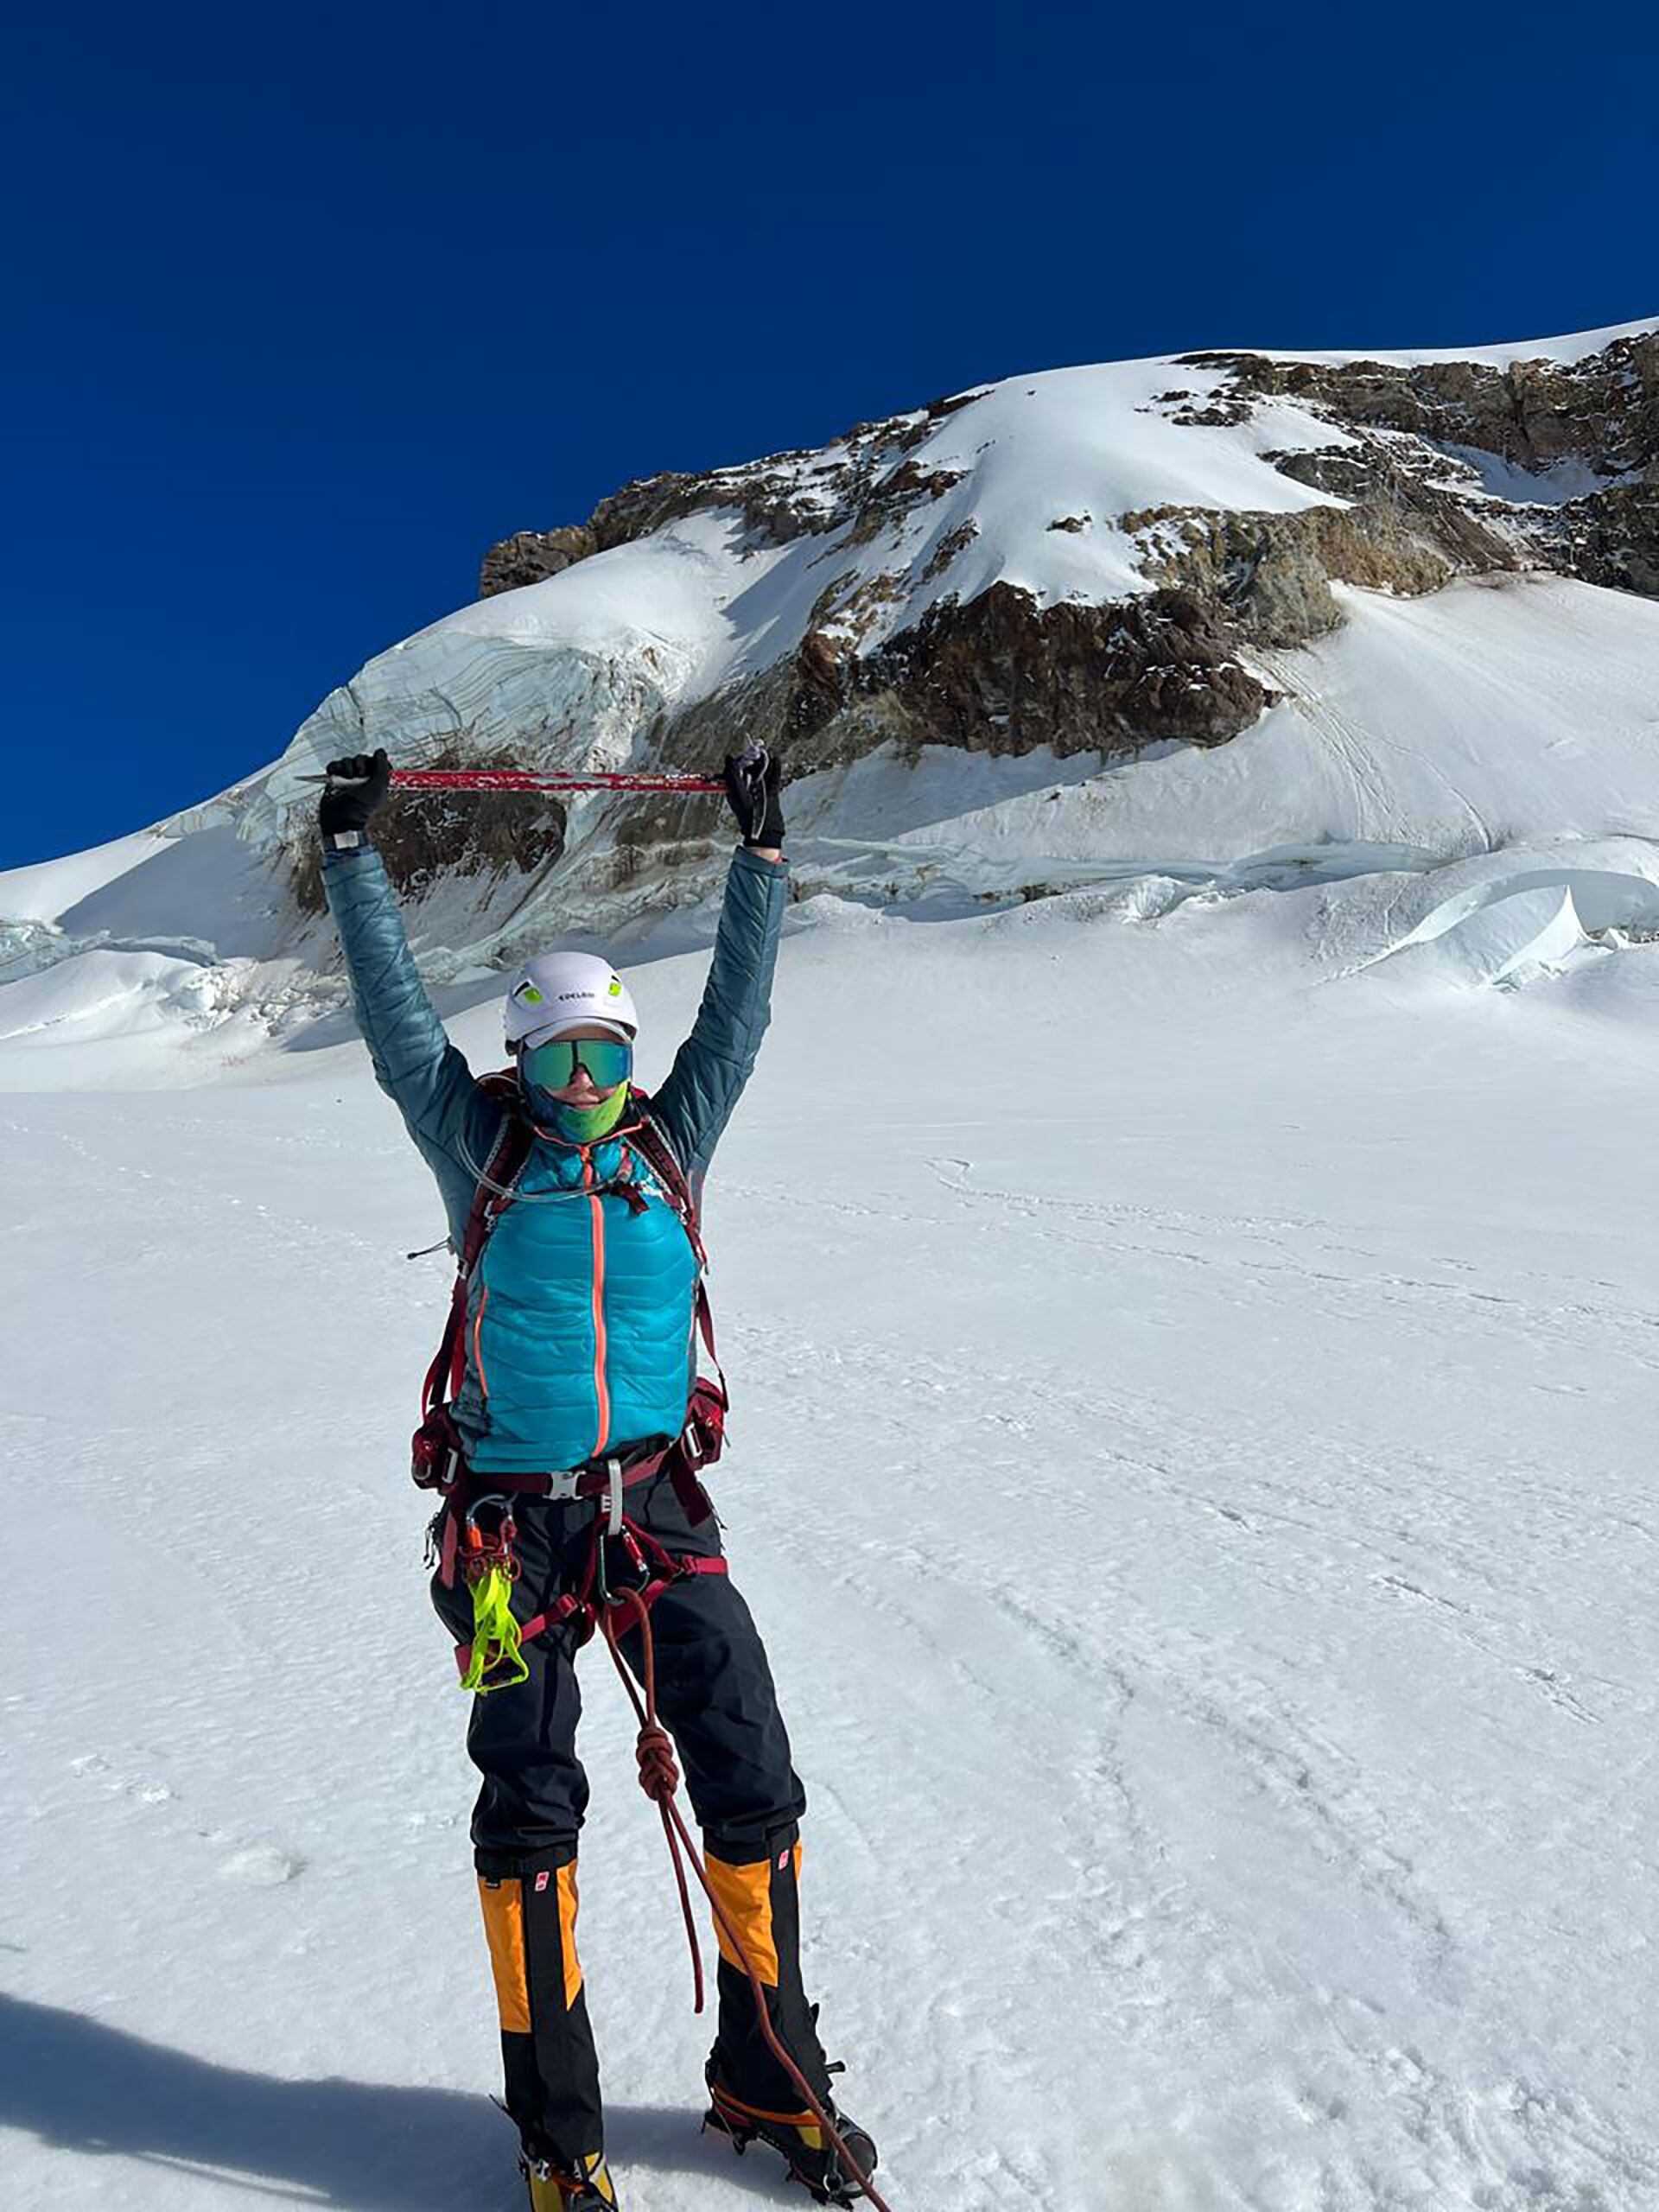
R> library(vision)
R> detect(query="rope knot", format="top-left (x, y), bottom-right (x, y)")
top-left (634, 1722), bottom-right (680, 1802)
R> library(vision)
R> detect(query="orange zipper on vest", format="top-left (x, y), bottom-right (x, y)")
top-left (472, 1285), bottom-right (491, 1402)
top-left (582, 1152), bottom-right (610, 1455)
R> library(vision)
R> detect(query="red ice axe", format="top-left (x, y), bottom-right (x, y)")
top-left (300, 766), bottom-right (729, 794)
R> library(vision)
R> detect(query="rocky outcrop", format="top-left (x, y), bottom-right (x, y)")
top-left (477, 393), bottom-right (985, 597)
top-left (840, 585), bottom-right (1269, 754)
top-left (1170, 334), bottom-right (1659, 613)
top-left (608, 583), bottom-right (1272, 802)
top-left (1182, 328), bottom-right (1659, 477)
top-left (1125, 462), bottom-right (1526, 647)
top-left (1559, 480), bottom-right (1659, 596)
top-left (480, 526), bottom-right (599, 598)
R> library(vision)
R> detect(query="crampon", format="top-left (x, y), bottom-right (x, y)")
top-left (520, 2148), bottom-right (619, 2210)
top-left (704, 2069), bottom-right (879, 2207)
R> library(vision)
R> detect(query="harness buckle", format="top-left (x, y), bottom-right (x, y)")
top-left (603, 1455), bottom-right (624, 1537)
top-left (411, 1404), bottom-right (465, 1492)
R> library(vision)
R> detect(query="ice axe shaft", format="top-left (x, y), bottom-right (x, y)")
top-left (300, 768), bottom-right (728, 793)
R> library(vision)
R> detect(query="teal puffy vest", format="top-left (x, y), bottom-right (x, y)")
top-left (452, 1129), bottom-right (700, 1472)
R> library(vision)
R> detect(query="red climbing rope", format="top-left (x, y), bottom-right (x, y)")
top-left (600, 1588), bottom-right (893, 2212)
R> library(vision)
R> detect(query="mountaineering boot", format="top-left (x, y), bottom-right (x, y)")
top-left (704, 2062), bottom-right (878, 2208)
top-left (521, 2149), bottom-right (620, 2209)
top-left (701, 1822), bottom-right (832, 2106)
top-left (699, 1822), bottom-right (874, 2202)
top-left (476, 1843), bottom-right (609, 2197)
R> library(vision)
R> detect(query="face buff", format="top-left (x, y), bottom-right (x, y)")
top-left (529, 1081), bottom-right (632, 1145)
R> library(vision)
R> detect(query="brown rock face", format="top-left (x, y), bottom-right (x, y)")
top-left (848, 584), bottom-right (1270, 754)
top-left (791, 629), bottom-right (849, 739)
top-left (480, 525), bottom-right (600, 598)
top-left (1151, 335), bottom-right (1659, 620)
top-left (1555, 480), bottom-right (1659, 597)
top-left (1127, 477), bottom-right (1522, 647)
top-left (602, 580), bottom-right (1269, 786)
top-left (1184, 330), bottom-right (1659, 476)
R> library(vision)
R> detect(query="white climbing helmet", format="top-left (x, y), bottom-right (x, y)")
top-left (503, 951), bottom-right (639, 1049)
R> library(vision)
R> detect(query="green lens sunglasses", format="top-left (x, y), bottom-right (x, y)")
top-left (519, 1034), bottom-right (633, 1091)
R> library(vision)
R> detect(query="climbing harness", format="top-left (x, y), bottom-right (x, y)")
top-left (416, 1077), bottom-right (730, 1686)
top-left (436, 1488), bottom-right (728, 1686)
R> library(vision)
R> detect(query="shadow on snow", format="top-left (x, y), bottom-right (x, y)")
top-left (0, 1993), bottom-right (784, 2206)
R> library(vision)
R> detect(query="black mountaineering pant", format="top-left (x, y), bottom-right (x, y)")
top-left (430, 1467), bottom-right (828, 2172)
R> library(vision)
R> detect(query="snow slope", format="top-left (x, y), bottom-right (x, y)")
top-left (4, 873), bottom-right (1658, 2212)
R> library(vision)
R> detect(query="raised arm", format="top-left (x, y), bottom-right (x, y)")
top-left (650, 748), bottom-right (789, 1186)
top-left (651, 845), bottom-right (788, 1189)
top-left (318, 753), bottom-right (500, 1233)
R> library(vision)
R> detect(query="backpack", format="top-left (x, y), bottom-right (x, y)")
top-left (411, 1073), bottom-right (725, 1522)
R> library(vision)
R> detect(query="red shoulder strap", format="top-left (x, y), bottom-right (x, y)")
top-left (422, 1073), bottom-right (532, 1419)
top-left (623, 1091), bottom-right (722, 1389)
top-left (461, 1071), bottom-right (532, 1271)
top-left (624, 1090), bottom-right (704, 1255)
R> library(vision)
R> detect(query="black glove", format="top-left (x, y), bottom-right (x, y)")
top-left (722, 744), bottom-right (785, 850)
top-left (319, 749), bottom-right (392, 847)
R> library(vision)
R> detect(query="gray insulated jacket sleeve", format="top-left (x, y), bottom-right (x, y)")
top-left (652, 847), bottom-right (788, 1188)
top-left (321, 846), bottom-right (503, 1239)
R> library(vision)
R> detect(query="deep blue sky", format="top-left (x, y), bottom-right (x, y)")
top-left (4, 2), bottom-right (1655, 870)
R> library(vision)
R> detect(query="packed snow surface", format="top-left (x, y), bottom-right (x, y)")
top-left (4, 837), bottom-right (1659, 2211)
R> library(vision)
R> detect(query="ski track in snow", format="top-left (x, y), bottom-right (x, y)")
top-left (4, 915), bottom-right (1659, 2212)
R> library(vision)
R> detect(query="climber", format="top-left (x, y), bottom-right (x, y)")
top-left (317, 745), bottom-right (875, 2210)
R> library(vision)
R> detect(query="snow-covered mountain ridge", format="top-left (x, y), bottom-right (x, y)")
top-left (3, 317), bottom-right (1658, 1077)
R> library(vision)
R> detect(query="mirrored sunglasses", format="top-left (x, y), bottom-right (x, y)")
top-left (519, 1034), bottom-right (633, 1091)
